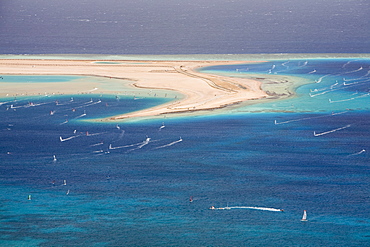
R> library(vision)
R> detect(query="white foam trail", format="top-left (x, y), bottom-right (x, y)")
top-left (330, 82), bottom-right (339, 89)
top-left (348, 149), bottom-right (366, 156)
top-left (343, 66), bottom-right (363, 74)
top-left (308, 69), bottom-right (317, 74)
top-left (210, 206), bottom-right (283, 212)
top-left (159, 122), bottom-right (165, 130)
top-left (343, 77), bottom-right (370, 86)
top-left (92, 150), bottom-right (104, 153)
top-left (315, 74), bottom-right (330, 83)
top-left (274, 111), bottom-right (347, 125)
top-left (74, 110), bottom-right (87, 119)
top-left (137, 137), bottom-right (151, 149)
top-left (60, 119), bottom-right (68, 125)
top-left (60, 135), bottom-right (79, 142)
top-left (342, 60), bottom-right (363, 69)
top-left (10, 102), bottom-right (51, 109)
top-left (343, 70), bottom-right (370, 82)
top-left (86, 132), bottom-right (106, 137)
top-left (90, 142), bottom-right (104, 147)
top-left (309, 79), bottom-right (369, 97)
top-left (314, 124), bottom-right (351, 137)
top-left (117, 130), bottom-right (125, 140)
top-left (73, 100), bottom-right (102, 109)
top-left (126, 137), bottom-right (152, 152)
top-left (109, 138), bottom-right (149, 150)
top-left (154, 137), bottom-right (183, 149)
top-left (342, 61), bottom-right (352, 68)
top-left (329, 93), bottom-right (370, 103)
top-left (310, 81), bottom-right (341, 93)
top-left (10, 104), bottom-right (24, 109)
top-left (282, 61), bottom-right (290, 67)
top-left (299, 61), bottom-right (308, 67)
top-left (234, 206), bottom-right (283, 212)
top-left (0, 101), bottom-right (12, 106)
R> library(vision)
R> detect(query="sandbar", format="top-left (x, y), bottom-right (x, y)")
top-left (0, 58), bottom-right (289, 121)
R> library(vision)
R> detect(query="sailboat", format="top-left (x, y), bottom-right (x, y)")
top-left (301, 210), bottom-right (307, 221)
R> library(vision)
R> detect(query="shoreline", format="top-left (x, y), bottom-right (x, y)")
top-left (0, 57), bottom-right (309, 121)
top-left (0, 58), bottom-right (270, 121)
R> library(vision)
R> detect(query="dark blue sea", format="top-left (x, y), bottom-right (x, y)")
top-left (1, 58), bottom-right (370, 246)
top-left (0, 0), bottom-right (369, 54)
top-left (1, 0), bottom-right (370, 245)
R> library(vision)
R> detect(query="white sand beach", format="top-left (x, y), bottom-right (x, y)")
top-left (0, 59), bottom-right (274, 120)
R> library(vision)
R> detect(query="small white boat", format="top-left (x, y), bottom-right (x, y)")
top-left (301, 210), bottom-right (307, 221)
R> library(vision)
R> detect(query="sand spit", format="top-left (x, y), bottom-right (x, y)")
top-left (0, 58), bottom-right (296, 121)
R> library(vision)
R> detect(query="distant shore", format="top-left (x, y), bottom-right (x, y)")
top-left (0, 56), bottom-right (313, 121)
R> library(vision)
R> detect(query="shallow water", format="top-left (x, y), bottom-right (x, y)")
top-left (1, 58), bottom-right (369, 246)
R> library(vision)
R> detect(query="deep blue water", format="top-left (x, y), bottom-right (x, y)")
top-left (1, 58), bottom-right (370, 246)
top-left (0, 0), bottom-right (369, 54)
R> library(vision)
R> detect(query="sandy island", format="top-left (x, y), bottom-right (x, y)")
top-left (0, 58), bottom-right (295, 121)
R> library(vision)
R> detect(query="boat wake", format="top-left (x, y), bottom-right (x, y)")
top-left (90, 142), bottom-right (104, 147)
top-left (314, 124), bottom-right (351, 137)
top-left (347, 149), bottom-right (366, 156)
top-left (315, 74), bottom-right (331, 83)
top-left (274, 111), bottom-right (347, 125)
top-left (86, 131), bottom-right (106, 137)
top-left (73, 99), bottom-right (102, 109)
top-left (73, 110), bottom-right (87, 119)
top-left (154, 137), bottom-right (182, 149)
top-left (109, 137), bottom-right (151, 151)
top-left (210, 206), bottom-right (283, 212)
top-left (329, 93), bottom-right (370, 103)
top-left (60, 135), bottom-right (79, 142)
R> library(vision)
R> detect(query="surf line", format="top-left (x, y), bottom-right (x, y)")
top-left (153, 137), bottom-right (183, 149)
top-left (313, 124), bottom-right (351, 137)
top-left (209, 206), bottom-right (284, 212)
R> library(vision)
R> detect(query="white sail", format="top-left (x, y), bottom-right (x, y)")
top-left (301, 210), bottom-right (307, 221)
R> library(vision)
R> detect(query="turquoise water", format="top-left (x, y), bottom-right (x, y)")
top-left (1, 75), bottom-right (82, 83)
top-left (1, 58), bottom-right (369, 246)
